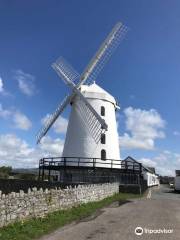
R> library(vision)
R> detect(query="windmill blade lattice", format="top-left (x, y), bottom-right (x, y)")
top-left (52, 57), bottom-right (80, 85)
top-left (80, 22), bottom-right (128, 84)
top-left (52, 57), bottom-right (108, 143)
top-left (76, 100), bottom-right (104, 144)
top-left (36, 21), bottom-right (128, 144)
top-left (36, 94), bottom-right (72, 144)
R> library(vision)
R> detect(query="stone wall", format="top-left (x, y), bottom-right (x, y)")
top-left (0, 183), bottom-right (119, 228)
top-left (0, 179), bottom-right (81, 194)
top-left (119, 180), bottom-right (148, 194)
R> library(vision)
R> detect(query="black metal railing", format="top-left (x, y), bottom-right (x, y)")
top-left (38, 157), bottom-right (143, 184)
top-left (39, 157), bottom-right (142, 172)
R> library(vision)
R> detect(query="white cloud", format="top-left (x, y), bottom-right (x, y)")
top-left (0, 134), bottom-right (64, 168)
top-left (14, 70), bottom-right (36, 96)
top-left (119, 107), bottom-right (165, 150)
top-left (119, 133), bottom-right (154, 150)
top-left (0, 77), bottom-right (11, 96)
top-left (41, 114), bottom-right (68, 134)
top-left (0, 134), bottom-right (35, 168)
top-left (0, 104), bottom-right (11, 118)
top-left (0, 77), bottom-right (4, 93)
top-left (39, 136), bottom-right (64, 155)
top-left (13, 111), bottom-right (32, 130)
top-left (139, 151), bottom-right (180, 176)
top-left (173, 131), bottom-right (180, 136)
top-left (163, 150), bottom-right (171, 155)
top-left (0, 104), bottom-right (32, 131)
top-left (139, 158), bottom-right (157, 168)
top-left (129, 94), bottom-right (135, 100)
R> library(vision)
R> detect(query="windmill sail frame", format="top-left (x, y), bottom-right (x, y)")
top-left (36, 22), bottom-right (128, 144)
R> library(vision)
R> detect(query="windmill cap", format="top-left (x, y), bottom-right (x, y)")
top-left (80, 82), bottom-right (119, 107)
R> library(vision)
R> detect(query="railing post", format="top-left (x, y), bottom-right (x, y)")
top-left (48, 161), bottom-right (51, 182)
top-left (42, 159), bottom-right (44, 181)
top-left (78, 158), bottom-right (80, 167)
top-left (93, 158), bottom-right (95, 168)
top-left (139, 163), bottom-right (142, 174)
top-left (138, 174), bottom-right (142, 195)
top-left (38, 159), bottom-right (41, 181)
top-left (48, 168), bottom-right (51, 182)
top-left (125, 161), bottom-right (127, 172)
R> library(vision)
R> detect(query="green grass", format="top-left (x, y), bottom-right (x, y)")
top-left (0, 193), bottom-right (140, 240)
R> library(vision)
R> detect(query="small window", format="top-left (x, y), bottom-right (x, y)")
top-left (101, 149), bottom-right (106, 160)
top-left (101, 133), bottom-right (106, 144)
top-left (101, 106), bottom-right (105, 116)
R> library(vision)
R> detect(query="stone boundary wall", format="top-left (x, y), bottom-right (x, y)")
top-left (0, 182), bottom-right (119, 228)
top-left (0, 179), bottom-right (80, 194)
top-left (119, 180), bottom-right (148, 194)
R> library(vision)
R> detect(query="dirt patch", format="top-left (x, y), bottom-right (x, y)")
top-left (107, 200), bottom-right (131, 208)
top-left (79, 209), bottom-right (105, 223)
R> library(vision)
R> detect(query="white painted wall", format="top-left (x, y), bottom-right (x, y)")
top-left (143, 171), bottom-right (159, 187)
top-left (174, 176), bottom-right (180, 191)
top-left (62, 83), bottom-right (121, 168)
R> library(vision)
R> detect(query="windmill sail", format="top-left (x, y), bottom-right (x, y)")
top-left (80, 22), bottom-right (128, 84)
top-left (36, 94), bottom-right (72, 144)
top-left (76, 100), bottom-right (105, 144)
top-left (52, 57), bottom-right (80, 85)
top-left (37, 22), bottom-right (128, 144)
top-left (52, 58), bottom-right (108, 143)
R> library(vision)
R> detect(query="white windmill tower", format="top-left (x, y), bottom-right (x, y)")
top-left (37, 22), bottom-right (128, 170)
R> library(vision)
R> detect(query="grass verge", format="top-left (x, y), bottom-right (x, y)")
top-left (0, 193), bottom-right (140, 240)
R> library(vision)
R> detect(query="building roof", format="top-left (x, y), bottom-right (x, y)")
top-left (123, 156), bottom-right (157, 175)
top-left (80, 82), bottom-right (119, 107)
top-left (147, 167), bottom-right (156, 174)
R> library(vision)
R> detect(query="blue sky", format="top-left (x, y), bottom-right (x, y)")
top-left (0, 0), bottom-right (180, 175)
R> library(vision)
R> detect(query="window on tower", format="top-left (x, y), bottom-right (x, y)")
top-left (101, 133), bottom-right (106, 144)
top-left (101, 149), bottom-right (106, 160)
top-left (101, 106), bottom-right (105, 116)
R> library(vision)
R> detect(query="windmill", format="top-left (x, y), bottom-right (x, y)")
top-left (37, 22), bottom-right (128, 169)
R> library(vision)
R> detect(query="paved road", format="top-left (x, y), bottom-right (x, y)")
top-left (150, 184), bottom-right (180, 200)
top-left (40, 185), bottom-right (180, 240)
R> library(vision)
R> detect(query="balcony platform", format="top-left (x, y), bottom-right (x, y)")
top-left (39, 157), bottom-right (143, 184)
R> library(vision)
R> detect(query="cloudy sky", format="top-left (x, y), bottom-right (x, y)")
top-left (0, 1), bottom-right (180, 176)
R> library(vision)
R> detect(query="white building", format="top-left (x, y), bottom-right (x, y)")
top-left (62, 82), bottom-right (121, 168)
top-left (123, 156), bottom-right (159, 187)
top-left (174, 170), bottom-right (180, 191)
top-left (141, 166), bottom-right (159, 187)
